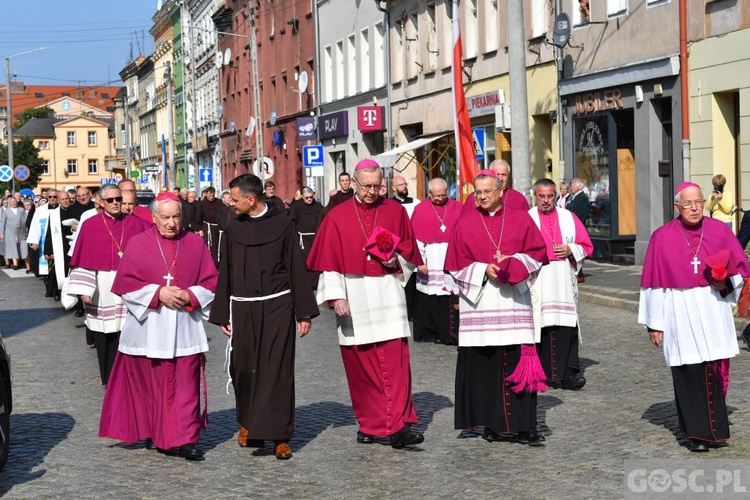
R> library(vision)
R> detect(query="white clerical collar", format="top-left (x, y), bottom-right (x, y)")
top-left (250, 202), bottom-right (269, 218)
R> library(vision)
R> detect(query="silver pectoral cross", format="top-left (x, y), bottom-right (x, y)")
top-left (164, 273), bottom-right (174, 286)
top-left (495, 249), bottom-right (503, 262)
top-left (440, 224), bottom-right (447, 232)
top-left (691, 256), bottom-right (700, 274)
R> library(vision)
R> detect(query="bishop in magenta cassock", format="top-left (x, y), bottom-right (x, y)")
top-left (461, 159), bottom-right (530, 216)
top-left (63, 185), bottom-right (150, 385)
top-left (307, 159), bottom-right (426, 449)
top-left (411, 177), bottom-right (462, 344)
top-left (639, 182), bottom-right (750, 452)
top-left (528, 179), bottom-right (593, 390)
top-left (99, 193), bottom-right (217, 461)
top-left (209, 174), bottom-right (319, 461)
top-left (445, 170), bottom-right (549, 446)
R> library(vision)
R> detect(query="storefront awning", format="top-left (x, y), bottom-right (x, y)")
top-left (374, 133), bottom-right (451, 172)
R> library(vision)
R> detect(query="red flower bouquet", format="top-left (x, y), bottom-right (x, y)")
top-left (704, 248), bottom-right (731, 283)
top-left (364, 226), bottom-right (401, 261)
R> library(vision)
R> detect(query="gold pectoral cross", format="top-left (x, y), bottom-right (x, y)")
top-left (494, 249), bottom-right (504, 262)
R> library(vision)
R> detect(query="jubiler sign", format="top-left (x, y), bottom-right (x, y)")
top-left (572, 88), bottom-right (624, 115)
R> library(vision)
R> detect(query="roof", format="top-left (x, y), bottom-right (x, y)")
top-left (15, 117), bottom-right (64, 138)
top-left (0, 82), bottom-right (123, 124)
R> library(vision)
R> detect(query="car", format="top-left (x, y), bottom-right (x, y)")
top-left (136, 189), bottom-right (156, 208)
top-left (0, 332), bottom-right (11, 471)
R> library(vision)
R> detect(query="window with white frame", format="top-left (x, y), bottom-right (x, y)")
top-left (360, 28), bottom-right (371, 90)
top-left (347, 34), bottom-right (356, 96)
top-left (406, 12), bottom-right (419, 80)
top-left (88, 131), bottom-right (97, 146)
top-left (464, 0), bottom-right (478, 59)
top-left (38, 140), bottom-right (50, 150)
top-left (335, 40), bottom-right (344, 99)
top-left (426, 4), bottom-right (438, 70)
top-left (607, 0), bottom-right (627, 16)
top-left (40, 160), bottom-right (49, 175)
top-left (532, 0), bottom-right (548, 38)
top-left (485, 0), bottom-right (499, 52)
top-left (393, 20), bottom-right (404, 83)
top-left (67, 159), bottom-right (78, 175)
top-left (324, 45), bottom-right (333, 102)
top-left (374, 22), bottom-right (385, 87)
top-left (67, 131), bottom-right (76, 146)
top-left (88, 159), bottom-right (98, 174)
top-left (573, 0), bottom-right (591, 26)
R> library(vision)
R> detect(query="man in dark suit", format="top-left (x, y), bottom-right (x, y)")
top-left (566, 178), bottom-right (590, 282)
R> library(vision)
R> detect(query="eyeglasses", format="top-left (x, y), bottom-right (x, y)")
top-left (358, 184), bottom-right (381, 192)
top-left (303, 196), bottom-right (315, 201)
top-left (678, 199), bottom-right (705, 209)
top-left (475, 188), bottom-right (500, 197)
top-left (104, 197), bottom-right (123, 203)
top-left (47, 196), bottom-right (57, 199)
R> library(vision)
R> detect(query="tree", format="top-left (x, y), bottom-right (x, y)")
top-left (0, 137), bottom-right (44, 192)
top-left (14, 106), bottom-right (52, 130)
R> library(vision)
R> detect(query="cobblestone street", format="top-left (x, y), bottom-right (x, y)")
top-left (2, 268), bottom-right (750, 498)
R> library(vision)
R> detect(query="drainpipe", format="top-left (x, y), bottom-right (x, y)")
top-left (375, 0), bottom-right (392, 153)
top-left (679, 0), bottom-right (690, 182)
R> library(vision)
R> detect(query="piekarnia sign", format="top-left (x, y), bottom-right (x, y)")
top-left (466, 90), bottom-right (501, 118)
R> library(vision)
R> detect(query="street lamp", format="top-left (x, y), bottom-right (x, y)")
top-left (5, 47), bottom-right (49, 192)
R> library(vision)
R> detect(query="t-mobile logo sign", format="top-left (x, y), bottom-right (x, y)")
top-left (358, 106), bottom-right (384, 132)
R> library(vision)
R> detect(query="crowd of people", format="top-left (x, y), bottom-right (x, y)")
top-left (7, 156), bottom-right (744, 462)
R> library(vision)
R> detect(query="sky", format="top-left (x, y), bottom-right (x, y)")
top-left (1, 0), bottom-right (161, 87)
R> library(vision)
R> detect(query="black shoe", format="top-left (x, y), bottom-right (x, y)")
top-left (356, 431), bottom-right (375, 444)
top-left (145, 438), bottom-right (154, 450)
top-left (75, 309), bottom-right (85, 317)
top-left (179, 444), bottom-right (205, 461)
top-left (687, 440), bottom-right (709, 453)
top-left (519, 430), bottom-right (546, 447)
top-left (25, 269), bottom-right (32, 274)
top-left (390, 427), bottom-right (424, 448)
top-left (482, 428), bottom-right (503, 442)
top-left (708, 441), bottom-right (729, 449)
top-left (53, 294), bottom-right (61, 301)
top-left (561, 373), bottom-right (586, 390)
top-left (45, 293), bottom-right (53, 298)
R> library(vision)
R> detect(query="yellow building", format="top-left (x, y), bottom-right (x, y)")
top-left (16, 115), bottom-right (120, 192)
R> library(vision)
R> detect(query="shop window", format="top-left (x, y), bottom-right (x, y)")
top-left (573, 114), bottom-right (609, 236)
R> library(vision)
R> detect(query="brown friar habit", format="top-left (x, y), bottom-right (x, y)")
top-left (209, 204), bottom-right (319, 441)
top-left (290, 200), bottom-right (323, 288)
top-left (193, 197), bottom-right (222, 264)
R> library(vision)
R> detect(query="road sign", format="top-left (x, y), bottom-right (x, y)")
top-left (302, 145), bottom-right (324, 168)
top-left (14, 164), bottom-right (30, 182)
top-left (199, 168), bottom-right (213, 183)
top-left (472, 128), bottom-right (485, 161)
top-left (114, 173), bottom-right (123, 182)
top-left (141, 174), bottom-right (149, 184)
top-left (0, 165), bottom-right (12, 182)
top-left (100, 178), bottom-right (118, 186)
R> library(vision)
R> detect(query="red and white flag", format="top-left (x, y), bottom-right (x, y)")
top-left (452, 0), bottom-right (479, 201)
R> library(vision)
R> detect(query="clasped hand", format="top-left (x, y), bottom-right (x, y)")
top-left (159, 286), bottom-right (190, 310)
top-left (552, 243), bottom-right (572, 260)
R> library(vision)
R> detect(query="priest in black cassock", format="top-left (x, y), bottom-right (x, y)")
top-left (289, 186), bottom-right (323, 289)
top-left (209, 173), bottom-right (319, 460)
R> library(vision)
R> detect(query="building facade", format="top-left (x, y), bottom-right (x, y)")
top-left (560, 0), bottom-right (682, 263)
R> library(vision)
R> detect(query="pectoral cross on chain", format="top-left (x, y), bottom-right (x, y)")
top-left (494, 249), bottom-right (503, 262)
top-left (439, 224), bottom-right (447, 233)
top-left (164, 273), bottom-right (174, 286)
top-left (691, 256), bottom-right (700, 274)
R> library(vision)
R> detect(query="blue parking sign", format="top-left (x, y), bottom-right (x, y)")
top-left (302, 145), bottom-right (324, 167)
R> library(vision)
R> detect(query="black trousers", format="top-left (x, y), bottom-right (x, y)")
top-left (404, 274), bottom-right (417, 321)
top-left (537, 325), bottom-right (580, 382)
top-left (671, 360), bottom-right (729, 443)
top-left (93, 331), bottom-right (120, 385)
top-left (413, 292), bottom-right (457, 344)
top-left (455, 345), bottom-right (537, 433)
